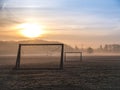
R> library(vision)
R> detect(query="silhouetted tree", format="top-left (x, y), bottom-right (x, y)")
top-left (75, 45), bottom-right (79, 51)
top-left (87, 47), bottom-right (94, 54)
top-left (104, 44), bottom-right (109, 52)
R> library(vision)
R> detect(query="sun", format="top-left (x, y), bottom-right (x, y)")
top-left (19, 23), bottom-right (44, 38)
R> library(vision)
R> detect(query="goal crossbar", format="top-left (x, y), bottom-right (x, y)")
top-left (14, 44), bottom-right (64, 70)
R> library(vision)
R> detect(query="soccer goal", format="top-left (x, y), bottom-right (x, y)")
top-left (14, 44), bottom-right (64, 70)
top-left (64, 52), bottom-right (82, 62)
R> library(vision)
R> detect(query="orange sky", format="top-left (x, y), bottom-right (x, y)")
top-left (0, 0), bottom-right (120, 48)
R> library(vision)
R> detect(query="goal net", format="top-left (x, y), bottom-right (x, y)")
top-left (14, 44), bottom-right (64, 70)
top-left (64, 52), bottom-right (82, 62)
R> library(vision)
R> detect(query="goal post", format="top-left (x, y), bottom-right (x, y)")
top-left (14, 44), bottom-right (64, 70)
top-left (64, 52), bottom-right (82, 62)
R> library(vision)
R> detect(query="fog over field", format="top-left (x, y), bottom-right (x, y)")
top-left (1, 0), bottom-right (120, 90)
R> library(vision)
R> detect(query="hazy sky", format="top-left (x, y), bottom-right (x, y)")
top-left (0, 0), bottom-right (120, 48)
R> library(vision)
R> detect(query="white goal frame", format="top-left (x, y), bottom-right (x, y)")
top-left (14, 44), bottom-right (64, 70)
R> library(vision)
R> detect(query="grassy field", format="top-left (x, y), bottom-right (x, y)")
top-left (0, 55), bottom-right (120, 90)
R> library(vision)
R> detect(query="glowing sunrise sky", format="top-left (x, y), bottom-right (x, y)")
top-left (0, 0), bottom-right (120, 48)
